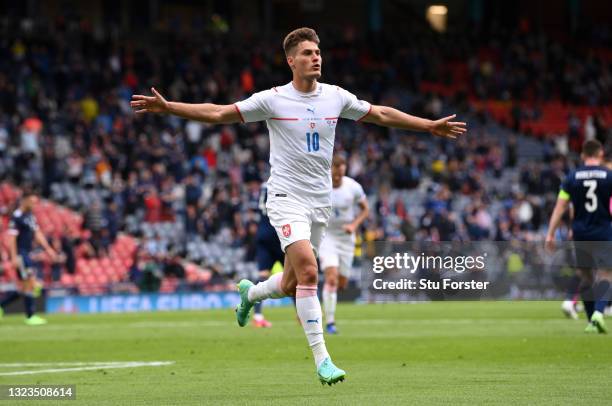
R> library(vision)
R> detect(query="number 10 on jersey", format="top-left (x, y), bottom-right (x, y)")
top-left (306, 132), bottom-right (319, 152)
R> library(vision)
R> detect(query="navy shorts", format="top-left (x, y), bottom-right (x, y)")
top-left (256, 217), bottom-right (284, 271)
top-left (17, 252), bottom-right (35, 281)
top-left (571, 241), bottom-right (612, 271)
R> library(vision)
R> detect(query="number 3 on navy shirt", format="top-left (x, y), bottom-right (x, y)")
top-left (306, 132), bottom-right (319, 152)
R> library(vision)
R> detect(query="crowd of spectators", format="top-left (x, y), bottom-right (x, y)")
top-left (0, 14), bottom-right (609, 287)
top-left (459, 26), bottom-right (611, 106)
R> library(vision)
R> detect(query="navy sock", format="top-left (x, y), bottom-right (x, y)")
top-left (0, 291), bottom-right (20, 309)
top-left (580, 285), bottom-right (595, 321)
top-left (253, 277), bottom-right (265, 315)
top-left (24, 295), bottom-right (35, 318)
top-left (583, 300), bottom-right (595, 321)
top-left (594, 280), bottom-right (611, 313)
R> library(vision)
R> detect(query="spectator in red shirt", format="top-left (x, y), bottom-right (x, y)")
top-left (143, 187), bottom-right (162, 223)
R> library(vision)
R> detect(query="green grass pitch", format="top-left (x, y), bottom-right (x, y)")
top-left (1, 302), bottom-right (611, 405)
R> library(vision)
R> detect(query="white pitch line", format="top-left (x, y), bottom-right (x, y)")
top-left (0, 361), bottom-right (168, 368)
top-left (0, 361), bottom-right (174, 376)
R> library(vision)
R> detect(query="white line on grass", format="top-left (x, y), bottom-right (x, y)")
top-left (0, 361), bottom-right (170, 367)
top-left (0, 361), bottom-right (174, 376)
top-left (0, 321), bottom-right (231, 330)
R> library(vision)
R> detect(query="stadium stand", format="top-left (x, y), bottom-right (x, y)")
top-left (0, 8), bottom-right (610, 294)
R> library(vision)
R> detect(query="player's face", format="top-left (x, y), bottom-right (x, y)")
top-left (332, 163), bottom-right (346, 183)
top-left (22, 195), bottom-right (38, 211)
top-left (288, 41), bottom-right (322, 81)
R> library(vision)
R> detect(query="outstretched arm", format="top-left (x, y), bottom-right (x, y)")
top-left (361, 105), bottom-right (466, 139)
top-left (131, 88), bottom-right (241, 124)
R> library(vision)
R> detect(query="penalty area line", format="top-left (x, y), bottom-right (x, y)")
top-left (0, 361), bottom-right (166, 367)
top-left (0, 361), bottom-right (175, 376)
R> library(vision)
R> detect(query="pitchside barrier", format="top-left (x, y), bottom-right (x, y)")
top-left (46, 292), bottom-right (293, 314)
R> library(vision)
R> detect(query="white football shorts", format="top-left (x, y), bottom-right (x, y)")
top-left (318, 232), bottom-right (355, 277)
top-left (266, 196), bottom-right (331, 253)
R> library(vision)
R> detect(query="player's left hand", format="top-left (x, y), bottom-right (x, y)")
top-left (342, 223), bottom-right (356, 234)
top-left (131, 87), bottom-right (170, 114)
top-left (429, 114), bottom-right (467, 140)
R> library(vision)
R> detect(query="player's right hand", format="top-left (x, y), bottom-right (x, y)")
top-left (131, 87), bottom-right (169, 114)
top-left (46, 248), bottom-right (59, 263)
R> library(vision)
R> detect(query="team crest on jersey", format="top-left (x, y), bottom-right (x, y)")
top-left (309, 122), bottom-right (316, 129)
top-left (282, 224), bottom-right (292, 237)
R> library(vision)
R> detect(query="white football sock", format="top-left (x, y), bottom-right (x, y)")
top-left (322, 283), bottom-right (337, 324)
top-left (296, 285), bottom-right (329, 368)
top-left (248, 272), bottom-right (285, 302)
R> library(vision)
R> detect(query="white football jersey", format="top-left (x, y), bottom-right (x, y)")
top-left (327, 176), bottom-right (366, 234)
top-left (235, 82), bottom-right (371, 208)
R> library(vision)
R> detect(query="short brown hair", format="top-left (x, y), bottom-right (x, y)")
top-left (21, 186), bottom-right (37, 197)
top-left (283, 27), bottom-right (320, 56)
top-left (332, 153), bottom-right (347, 167)
top-left (582, 139), bottom-right (603, 158)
